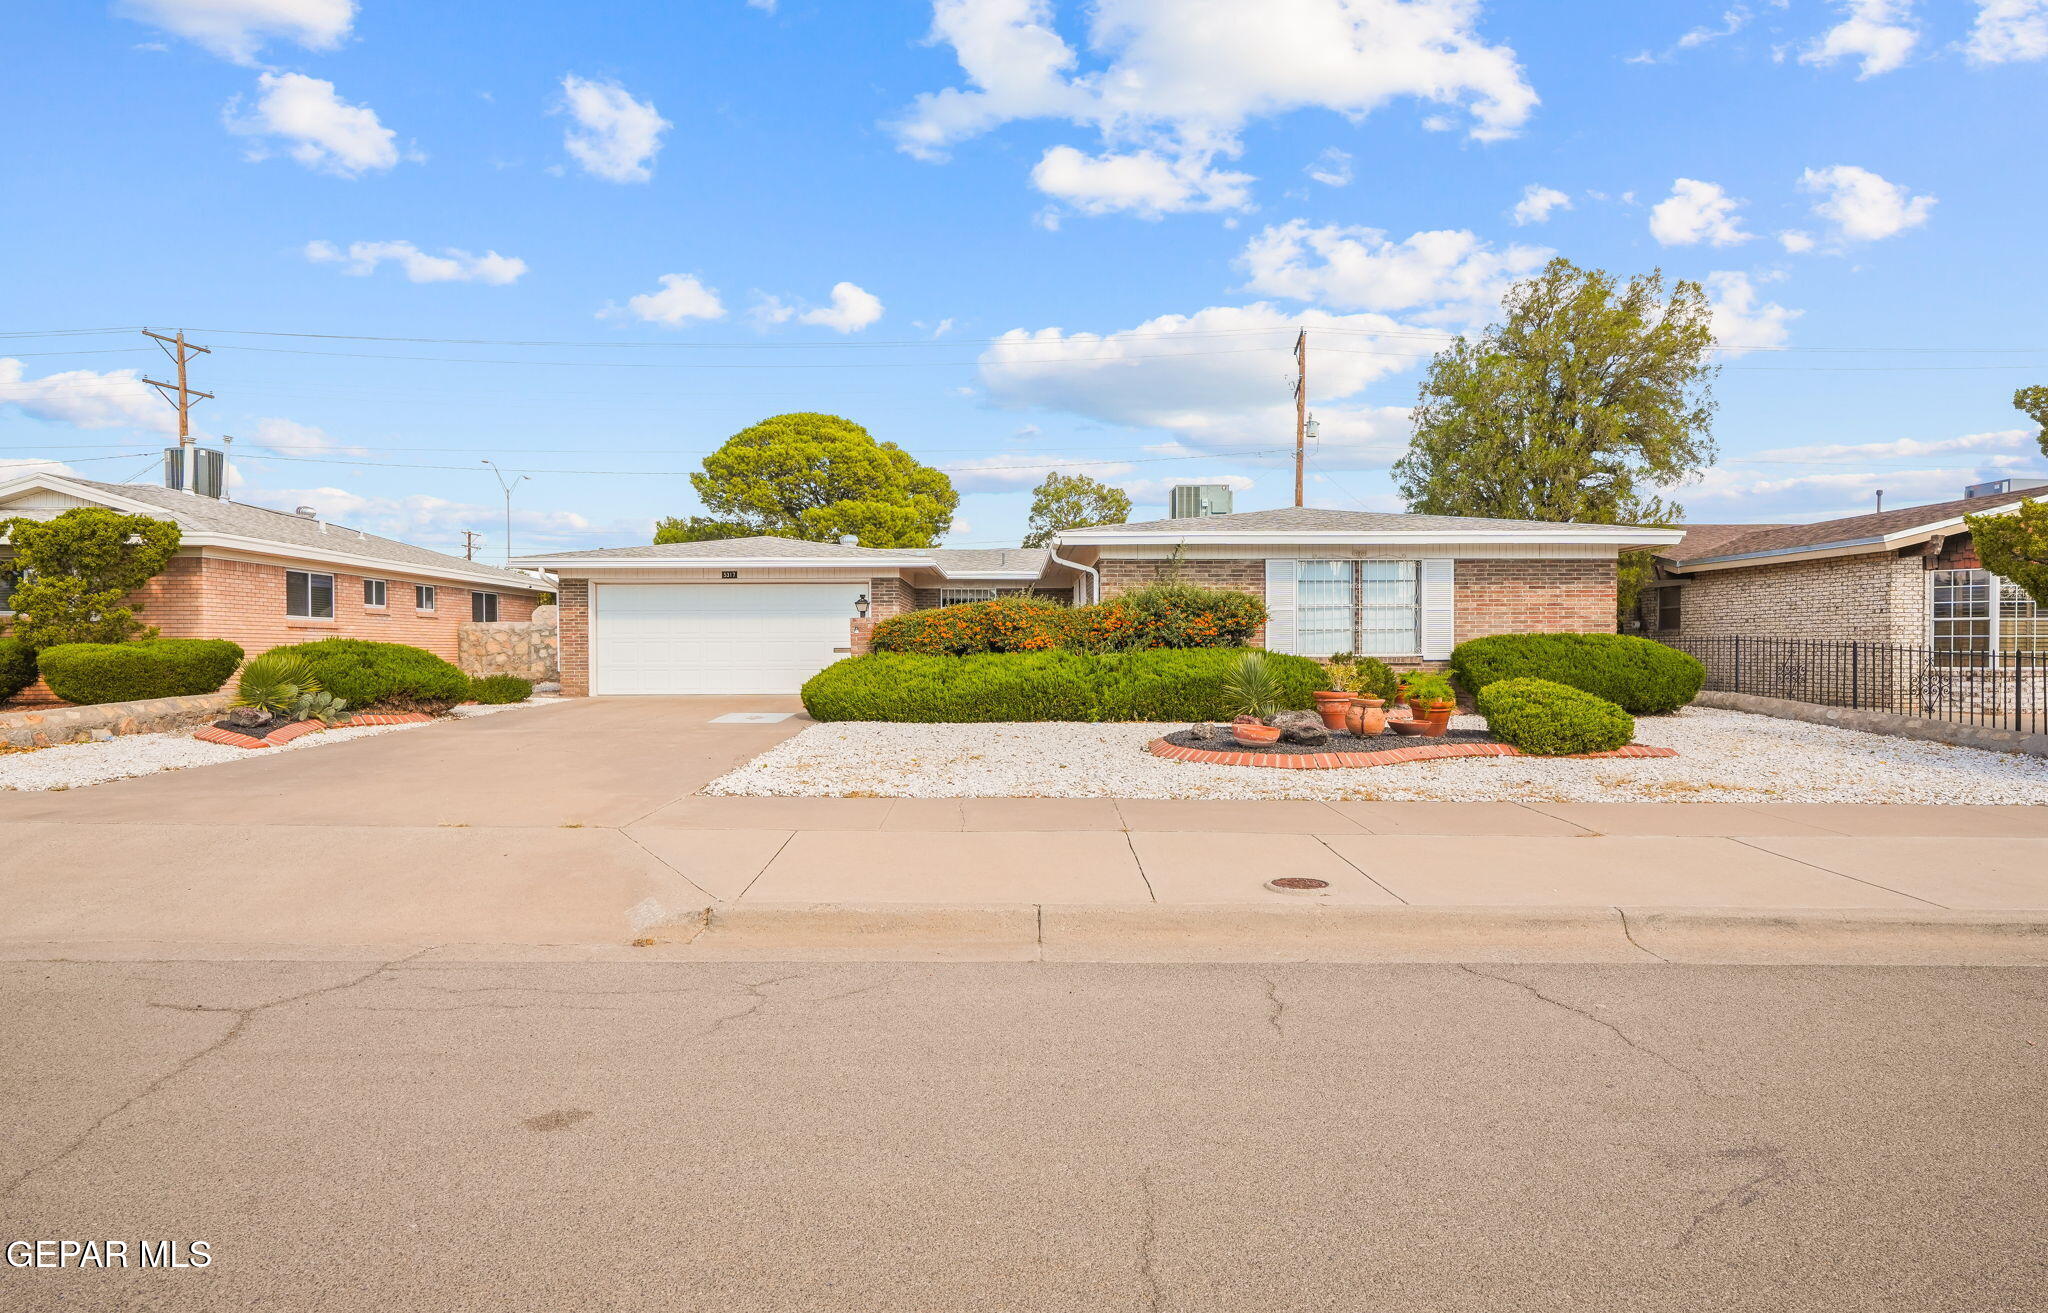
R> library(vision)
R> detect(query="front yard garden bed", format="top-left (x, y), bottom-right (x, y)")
top-left (1150, 727), bottom-right (1678, 770)
top-left (705, 708), bottom-right (2048, 803)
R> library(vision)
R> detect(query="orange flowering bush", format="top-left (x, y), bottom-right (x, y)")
top-left (869, 595), bottom-right (1077, 655)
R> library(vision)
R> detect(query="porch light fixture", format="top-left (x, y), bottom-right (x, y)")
top-left (854, 593), bottom-right (871, 618)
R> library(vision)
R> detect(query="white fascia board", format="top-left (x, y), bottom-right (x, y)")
top-left (185, 533), bottom-right (547, 592)
top-left (518, 556), bottom-right (935, 571)
top-left (1053, 527), bottom-right (1687, 547)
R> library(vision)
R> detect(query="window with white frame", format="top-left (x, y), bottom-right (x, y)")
top-left (0, 567), bottom-right (18, 612)
top-left (363, 578), bottom-right (387, 608)
top-left (1297, 559), bottom-right (1420, 657)
top-left (471, 592), bottom-right (500, 623)
top-left (415, 584), bottom-right (436, 612)
top-left (938, 586), bottom-right (998, 607)
top-left (286, 570), bottom-right (334, 619)
top-left (1932, 568), bottom-right (2045, 659)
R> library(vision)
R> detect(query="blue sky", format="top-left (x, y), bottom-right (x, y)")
top-left (4, 0), bottom-right (2046, 558)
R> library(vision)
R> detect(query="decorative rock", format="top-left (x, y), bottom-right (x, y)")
top-left (1188, 721), bottom-right (1217, 740)
top-left (224, 706), bottom-right (270, 729)
top-left (1270, 710), bottom-right (1330, 745)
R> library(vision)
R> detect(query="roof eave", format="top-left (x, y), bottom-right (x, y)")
top-left (1672, 505), bottom-right (2021, 572)
top-left (1053, 527), bottom-right (1687, 546)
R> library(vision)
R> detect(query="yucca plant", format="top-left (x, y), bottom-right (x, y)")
top-left (233, 652), bottom-right (322, 720)
top-left (1220, 650), bottom-right (1286, 723)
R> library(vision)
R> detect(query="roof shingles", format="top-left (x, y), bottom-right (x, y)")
top-left (1665, 490), bottom-right (2047, 567)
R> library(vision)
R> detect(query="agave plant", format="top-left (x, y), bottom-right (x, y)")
top-left (1220, 650), bottom-right (1286, 723)
top-left (234, 652), bottom-right (323, 720)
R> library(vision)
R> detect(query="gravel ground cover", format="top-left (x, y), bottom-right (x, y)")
top-left (0, 698), bottom-right (561, 793)
top-left (705, 707), bottom-right (2048, 803)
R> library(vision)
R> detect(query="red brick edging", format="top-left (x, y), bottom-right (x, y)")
top-left (193, 712), bottom-right (436, 750)
top-left (1148, 737), bottom-right (1679, 770)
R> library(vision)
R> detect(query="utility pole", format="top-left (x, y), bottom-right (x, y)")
top-left (1292, 328), bottom-right (1308, 507)
top-left (461, 530), bottom-right (483, 562)
top-left (482, 460), bottom-right (529, 566)
top-left (141, 329), bottom-right (213, 447)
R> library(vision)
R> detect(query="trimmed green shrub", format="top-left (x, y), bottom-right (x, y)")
top-left (1477, 677), bottom-right (1635, 756)
top-left (261, 638), bottom-right (472, 713)
top-left (0, 637), bottom-right (37, 702)
top-left (1325, 653), bottom-right (1400, 703)
top-left (801, 649), bottom-right (1327, 723)
top-left (1450, 632), bottom-right (1704, 715)
top-left (470, 674), bottom-right (533, 704)
top-left (870, 595), bottom-right (1075, 655)
top-left (36, 638), bottom-right (244, 706)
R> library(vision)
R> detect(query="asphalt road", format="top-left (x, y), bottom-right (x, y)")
top-left (2, 960), bottom-right (2043, 1312)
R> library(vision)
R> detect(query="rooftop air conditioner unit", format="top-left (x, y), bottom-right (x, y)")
top-left (163, 446), bottom-right (226, 499)
top-left (1169, 484), bottom-right (1234, 518)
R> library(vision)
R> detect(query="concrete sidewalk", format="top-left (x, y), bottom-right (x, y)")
top-left (3, 696), bottom-right (2045, 963)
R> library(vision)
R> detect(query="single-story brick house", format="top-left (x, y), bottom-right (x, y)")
top-left (518, 506), bottom-right (1680, 695)
top-left (0, 471), bottom-right (548, 663)
top-left (1639, 479), bottom-right (2048, 658)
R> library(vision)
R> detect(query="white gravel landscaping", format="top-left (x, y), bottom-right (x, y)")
top-left (0, 697), bottom-right (562, 793)
top-left (705, 707), bottom-right (2048, 804)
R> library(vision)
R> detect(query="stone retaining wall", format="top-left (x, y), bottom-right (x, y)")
top-left (457, 620), bottom-right (559, 683)
top-left (1696, 690), bottom-right (2048, 758)
top-left (0, 691), bottom-right (235, 749)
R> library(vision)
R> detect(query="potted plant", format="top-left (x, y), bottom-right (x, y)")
top-left (1314, 660), bottom-right (1357, 730)
top-left (1221, 651), bottom-right (1286, 747)
top-left (1326, 657), bottom-right (1387, 736)
top-left (1391, 672), bottom-right (1458, 737)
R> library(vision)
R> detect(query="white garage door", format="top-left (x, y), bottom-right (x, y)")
top-left (593, 583), bottom-right (864, 695)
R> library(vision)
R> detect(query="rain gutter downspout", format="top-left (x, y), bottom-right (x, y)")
top-left (1047, 541), bottom-right (1099, 604)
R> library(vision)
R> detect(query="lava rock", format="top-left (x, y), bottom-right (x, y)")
top-left (1270, 710), bottom-right (1330, 745)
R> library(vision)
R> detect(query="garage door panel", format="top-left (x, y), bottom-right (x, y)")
top-left (593, 583), bottom-right (862, 695)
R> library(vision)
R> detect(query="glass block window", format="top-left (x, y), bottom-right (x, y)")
top-left (1357, 561), bottom-right (1419, 656)
top-left (1296, 560), bottom-right (1355, 657)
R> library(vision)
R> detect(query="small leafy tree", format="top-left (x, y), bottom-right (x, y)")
top-left (653, 516), bottom-right (756, 544)
top-left (670, 412), bottom-right (958, 547)
top-left (1967, 499), bottom-right (2048, 607)
top-left (1022, 472), bottom-right (1131, 548)
top-left (2016, 385), bottom-right (2048, 460)
top-left (0, 508), bottom-right (180, 647)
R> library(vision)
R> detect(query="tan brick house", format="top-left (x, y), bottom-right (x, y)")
top-left (519, 506), bottom-right (1679, 696)
top-left (1639, 479), bottom-right (2048, 658)
top-left (0, 472), bottom-right (547, 663)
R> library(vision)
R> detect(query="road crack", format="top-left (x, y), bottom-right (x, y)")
top-left (1259, 975), bottom-right (1287, 1038)
top-left (1458, 964), bottom-right (1702, 1089)
top-left (2, 948), bottom-right (437, 1201)
top-left (1134, 1168), bottom-right (1163, 1313)
top-left (1671, 1146), bottom-right (1791, 1248)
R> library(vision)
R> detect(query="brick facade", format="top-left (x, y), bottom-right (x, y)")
top-left (1096, 557), bottom-right (1266, 600)
top-left (1454, 559), bottom-right (1617, 641)
top-left (114, 551), bottom-right (539, 664)
top-left (868, 576), bottom-right (915, 618)
top-left (1641, 551), bottom-right (1928, 645)
top-left (556, 578), bottom-right (591, 697)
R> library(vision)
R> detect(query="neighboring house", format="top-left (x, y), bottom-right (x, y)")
top-left (520, 507), bottom-right (1679, 696)
top-left (1640, 478), bottom-right (2048, 659)
top-left (0, 472), bottom-right (547, 662)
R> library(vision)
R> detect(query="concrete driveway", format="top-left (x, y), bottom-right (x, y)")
top-left (2, 696), bottom-right (2047, 959)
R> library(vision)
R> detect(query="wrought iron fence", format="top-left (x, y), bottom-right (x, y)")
top-left (1663, 636), bottom-right (2048, 735)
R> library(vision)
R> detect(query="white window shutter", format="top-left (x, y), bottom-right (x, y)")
top-left (1264, 558), bottom-right (1298, 654)
top-left (1419, 558), bottom-right (1456, 659)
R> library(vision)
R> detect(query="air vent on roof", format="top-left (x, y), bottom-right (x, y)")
top-left (294, 506), bottom-right (318, 519)
top-left (837, 535), bottom-right (858, 546)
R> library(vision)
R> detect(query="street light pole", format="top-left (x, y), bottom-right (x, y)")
top-left (481, 460), bottom-right (530, 566)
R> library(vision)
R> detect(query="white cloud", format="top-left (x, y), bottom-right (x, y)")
top-left (1778, 229), bottom-right (1816, 252)
top-left (1631, 4), bottom-right (1767, 62)
top-left (304, 239), bottom-right (526, 284)
top-left (247, 416), bottom-right (368, 458)
top-left (1754, 428), bottom-right (2032, 462)
top-left (1648, 178), bottom-right (1752, 247)
top-left (118, 0), bottom-right (355, 65)
top-left (224, 72), bottom-right (401, 177)
top-left (1116, 472), bottom-right (1257, 505)
top-left (1801, 0), bottom-right (1918, 78)
top-left (976, 302), bottom-right (1421, 467)
top-left (1031, 145), bottom-right (1252, 217)
top-left (1305, 148), bottom-right (1353, 188)
top-left (944, 453), bottom-right (1138, 492)
top-left (1968, 1), bottom-right (2048, 62)
top-left (235, 484), bottom-right (608, 554)
top-left (1237, 220), bottom-right (1551, 324)
top-left (1685, 461), bottom-right (2028, 521)
top-left (558, 76), bottom-right (670, 183)
top-left (747, 0), bottom-right (777, 10)
top-left (1704, 271), bottom-right (1800, 356)
top-left (754, 282), bottom-right (885, 333)
top-left (1798, 164), bottom-right (1935, 242)
top-left (891, 0), bottom-right (1536, 216)
top-left (609, 274), bottom-right (727, 327)
top-left (0, 359), bottom-right (175, 434)
top-left (1510, 183), bottom-right (1571, 225)
top-left (0, 457), bottom-right (83, 483)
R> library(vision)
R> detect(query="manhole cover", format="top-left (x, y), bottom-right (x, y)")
top-left (1265, 877), bottom-right (1331, 895)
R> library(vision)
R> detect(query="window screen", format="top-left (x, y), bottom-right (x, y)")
top-left (1295, 560), bottom-right (1355, 657)
top-left (1357, 561), bottom-right (1419, 656)
top-left (363, 578), bottom-right (387, 607)
top-left (415, 585), bottom-right (436, 611)
top-left (286, 570), bottom-right (335, 619)
top-left (471, 592), bottom-right (500, 623)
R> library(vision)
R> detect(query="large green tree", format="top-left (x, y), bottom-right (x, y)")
top-left (1022, 471), bottom-right (1132, 548)
top-left (0, 507), bottom-right (181, 647)
top-left (657, 413), bottom-right (957, 548)
top-left (1967, 499), bottom-right (2048, 607)
top-left (1391, 258), bottom-right (1719, 623)
top-left (2015, 385), bottom-right (2048, 460)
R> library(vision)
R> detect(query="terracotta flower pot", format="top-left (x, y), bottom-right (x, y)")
top-left (1232, 722), bottom-right (1284, 748)
top-left (1311, 690), bottom-right (1353, 731)
top-left (1346, 696), bottom-right (1386, 737)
